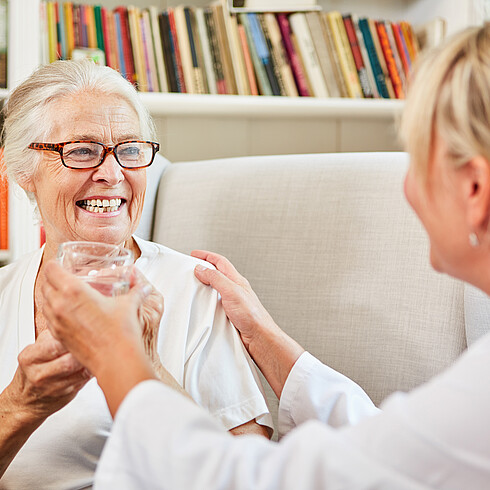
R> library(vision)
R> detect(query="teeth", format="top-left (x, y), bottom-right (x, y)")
top-left (79, 198), bottom-right (122, 213)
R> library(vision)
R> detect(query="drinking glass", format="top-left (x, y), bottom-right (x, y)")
top-left (57, 241), bottom-right (133, 297)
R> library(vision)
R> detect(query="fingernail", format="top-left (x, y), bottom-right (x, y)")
top-left (195, 265), bottom-right (206, 272)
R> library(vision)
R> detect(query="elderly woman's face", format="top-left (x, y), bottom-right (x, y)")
top-left (25, 91), bottom-right (147, 252)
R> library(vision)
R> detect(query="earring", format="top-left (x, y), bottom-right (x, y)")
top-left (469, 232), bottom-right (480, 247)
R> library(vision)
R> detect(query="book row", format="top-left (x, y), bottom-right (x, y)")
top-left (41, 2), bottom-right (422, 98)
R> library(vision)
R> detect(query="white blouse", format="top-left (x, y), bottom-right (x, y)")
top-left (0, 237), bottom-right (271, 489)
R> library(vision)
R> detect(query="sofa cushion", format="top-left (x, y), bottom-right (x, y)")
top-left (151, 152), bottom-right (466, 425)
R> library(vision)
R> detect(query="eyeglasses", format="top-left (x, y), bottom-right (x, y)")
top-left (28, 140), bottom-right (160, 170)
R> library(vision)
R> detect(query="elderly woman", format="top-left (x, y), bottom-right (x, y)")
top-left (42, 24), bottom-right (490, 488)
top-left (0, 61), bottom-right (272, 488)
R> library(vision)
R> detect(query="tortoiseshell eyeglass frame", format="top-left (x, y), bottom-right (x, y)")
top-left (28, 140), bottom-right (160, 170)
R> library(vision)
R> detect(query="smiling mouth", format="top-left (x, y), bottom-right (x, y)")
top-left (76, 198), bottom-right (123, 213)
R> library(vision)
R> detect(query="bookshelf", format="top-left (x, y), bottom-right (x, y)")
top-left (1, 0), bottom-right (485, 261)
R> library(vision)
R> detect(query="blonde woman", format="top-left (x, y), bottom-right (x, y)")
top-left (43, 24), bottom-right (490, 489)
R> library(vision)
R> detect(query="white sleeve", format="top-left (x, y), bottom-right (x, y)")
top-left (94, 381), bottom-right (419, 490)
top-left (278, 352), bottom-right (380, 437)
top-left (96, 334), bottom-right (490, 490)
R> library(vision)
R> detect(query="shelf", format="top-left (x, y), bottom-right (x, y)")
top-left (138, 93), bottom-right (404, 119)
top-left (0, 88), bottom-right (403, 119)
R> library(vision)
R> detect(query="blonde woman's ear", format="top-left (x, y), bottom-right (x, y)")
top-left (465, 155), bottom-right (490, 235)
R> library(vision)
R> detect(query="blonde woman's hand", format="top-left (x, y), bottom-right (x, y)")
top-left (191, 250), bottom-right (279, 351)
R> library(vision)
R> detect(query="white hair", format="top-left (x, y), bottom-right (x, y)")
top-left (1, 60), bottom-right (156, 204)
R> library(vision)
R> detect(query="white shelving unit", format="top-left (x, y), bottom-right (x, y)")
top-left (2, 0), bottom-right (484, 261)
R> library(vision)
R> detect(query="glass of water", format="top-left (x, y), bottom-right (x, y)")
top-left (57, 241), bottom-right (133, 297)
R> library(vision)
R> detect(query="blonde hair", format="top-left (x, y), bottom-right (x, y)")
top-left (1, 60), bottom-right (156, 193)
top-left (400, 24), bottom-right (490, 176)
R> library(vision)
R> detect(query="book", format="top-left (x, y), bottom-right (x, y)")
top-left (258, 13), bottom-right (286, 96)
top-left (276, 13), bottom-right (310, 96)
top-left (212, 2), bottom-right (238, 94)
top-left (94, 5), bottom-right (105, 53)
top-left (237, 22), bottom-right (258, 95)
top-left (174, 6), bottom-right (196, 93)
top-left (114, 6), bottom-right (136, 84)
top-left (39, 2), bottom-right (50, 65)
top-left (141, 9), bottom-right (159, 92)
top-left (384, 20), bottom-right (406, 88)
top-left (248, 13), bottom-right (281, 96)
top-left (352, 15), bottom-right (378, 98)
top-left (376, 20), bottom-right (404, 98)
top-left (326, 11), bottom-right (362, 98)
top-left (392, 22), bottom-right (411, 78)
top-left (204, 8), bottom-right (227, 94)
top-left (86, 5), bottom-right (97, 49)
top-left (401, 21), bottom-right (420, 61)
top-left (57, 2), bottom-right (67, 59)
top-left (320, 13), bottom-right (348, 97)
top-left (368, 17), bottom-right (395, 98)
top-left (127, 6), bottom-right (148, 91)
top-left (0, 0), bottom-right (6, 88)
top-left (305, 11), bottom-right (339, 98)
top-left (63, 3), bottom-right (75, 59)
top-left (187, 7), bottom-right (208, 94)
top-left (228, 13), bottom-right (251, 95)
top-left (168, 8), bottom-right (188, 93)
top-left (358, 18), bottom-right (389, 98)
top-left (195, 8), bottom-right (217, 94)
top-left (289, 12), bottom-right (328, 97)
top-left (47, 2), bottom-right (58, 63)
top-left (239, 13), bottom-right (272, 96)
top-left (148, 7), bottom-right (168, 93)
top-left (159, 11), bottom-right (180, 92)
top-left (0, 149), bottom-right (8, 251)
top-left (100, 7), bottom-right (113, 68)
top-left (114, 11), bottom-right (127, 76)
top-left (263, 13), bottom-right (297, 97)
top-left (342, 14), bottom-right (373, 98)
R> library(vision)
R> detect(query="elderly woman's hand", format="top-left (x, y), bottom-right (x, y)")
top-left (131, 268), bottom-right (165, 373)
top-left (3, 329), bottom-right (91, 422)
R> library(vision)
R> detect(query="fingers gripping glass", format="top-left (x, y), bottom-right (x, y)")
top-left (28, 140), bottom-right (160, 169)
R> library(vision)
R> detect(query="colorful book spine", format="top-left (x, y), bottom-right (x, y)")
top-left (114, 11), bottom-right (127, 77)
top-left (248, 13), bottom-right (280, 96)
top-left (149, 6), bottom-right (168, 92)
top-left (376, 20), bottom-right (404, 99)
top-left (0, 149), bottom-right (8, 251)
top-left (204, 8), bottom-right (227, 94)
top-left (237, 22), bottom-right (258, 95)
top-left (289, 12), bottom-right (328, 98)
top-left (358, 18), bottom-right (389, 98)
top-left (342, 14), bottom-right (373, 98)
top-left (276, 13), bottom-right (309, 97)
top-left (159, 11), bottom-right (179, 93)
top-left (326, 11), bottom-right (363, 99)
top-left (195, 8), bottom-right (217, 95)
top-left (392, 22), bottom-right (411, 77)
top-left (239, 13), bottom-right (272, 96)
top-left (168, 8), bottom-right (187, 93)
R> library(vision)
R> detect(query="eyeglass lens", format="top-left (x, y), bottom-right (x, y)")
top-left (62, 142), bottom-right (153, 168)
